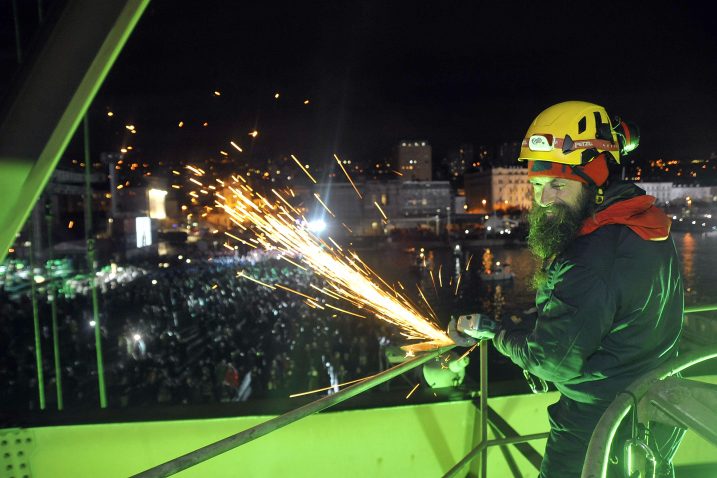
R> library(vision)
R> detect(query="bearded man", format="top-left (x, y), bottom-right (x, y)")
top-left (463, 102), bottom-right (685, 477)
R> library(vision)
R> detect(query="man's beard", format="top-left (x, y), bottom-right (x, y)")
top-left (527, 188), bottom-right (592, 289)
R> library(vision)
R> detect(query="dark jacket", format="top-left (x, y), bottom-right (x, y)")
top-left (493, 182), bottom-right (683, 404)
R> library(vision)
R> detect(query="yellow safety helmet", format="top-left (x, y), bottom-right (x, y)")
top-left (519, 101), bottom-right (622, 166)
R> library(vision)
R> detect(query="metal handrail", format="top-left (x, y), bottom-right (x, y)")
top-left (684, 304), bottom-right (717, 314)
top-left (131, 345), bottom-right (453, 478)
top-left (581, 345), bottom-right (717, 478)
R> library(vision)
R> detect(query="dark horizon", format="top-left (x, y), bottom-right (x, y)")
top-left (3, 1), bottom-right (717, 168)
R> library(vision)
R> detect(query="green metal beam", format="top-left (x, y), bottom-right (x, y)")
top-left (685, 304), bottom-right (717, 314)
top-left (0, 0), bottom-right (150, 263)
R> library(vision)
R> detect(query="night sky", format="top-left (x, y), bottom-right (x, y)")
top-left (4, 1), bottom-right (717, 167)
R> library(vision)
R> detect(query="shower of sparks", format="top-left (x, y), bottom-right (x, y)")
top-left (405, 383), bottom-right (420, 399)
top-left (210, 171), bottom-right (451, 346)
top-left (313, 193), bottom-right (336, 217)
top-left (328, 237), bottom-right (343, 251)
top-left (324, 302), bottom-right (367, 318)
top-left (333, 154), bottom-right (362, 199)
top-left (429, 269), bottom-right (438, 295)
top-left (374, 201), bottom-right (388, 221)
top-left (186, 165), bottom-right (205, 176)
top-left (290, 154), bottom-right (317, 183)
top-left (236, 271), bottom-right (275, 290)
top-left (456, 342), bottom-right (479, 362)
top-left (275, 283), bottom-right (315, 301)
top-left (279, 254), bottom-right (307, 270)
top-left (289, 374), bottom-right (376, 398)
top-left (416, 285), bottom-right (439, 322)
top-left (465, 253), bottom-right (474, 271)
top-left (438, 265), bottom-right (443, 288)
top-left (305, 298), bottom-right (325, 309)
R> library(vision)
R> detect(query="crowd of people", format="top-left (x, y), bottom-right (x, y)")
top-left (0, 250), bottom-right (400, 413)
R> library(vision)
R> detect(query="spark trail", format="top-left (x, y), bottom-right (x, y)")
top-left (190, 168), bottom-right (451, 347)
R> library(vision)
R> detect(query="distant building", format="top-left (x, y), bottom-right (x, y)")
top-left (495, 140), bottom-right (521, 166)
top-left (398, 181), bottom-right (451, 217)
top-left (476, 145), bottom-right (492, 163)
top-left (637, 182), bottom-right (673, 204)
top-left (313, 182), bottom-right (365, 231)
top-left (396, 140), bottom-right (432, 181)
top-left (312, 179), bottom-right (451, 235)
top-left (638, 181), bottom-right (717, 204)
top-left (454, 194), bottom-right (467, 214)
top-left (362, 180), bottom-right (403, 234)
top-left (447, 143), bottom-right (474, 179)
top-left (464, 166), bottom-right (531, 213)
top-left (26, 167), bottom-right (108, 260)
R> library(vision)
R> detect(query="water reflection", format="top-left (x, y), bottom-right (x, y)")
top-left (363, 232), bottom-right (717, 323)
top-left (362, 242), bottom-right (537, 325)
top-left (680, 233), bottom-right (695, 283)
top-left (672, 232), bottom-right (717, 306)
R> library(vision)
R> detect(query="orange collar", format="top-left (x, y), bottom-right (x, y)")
top-left (579, 195), bottom-right (671, 240)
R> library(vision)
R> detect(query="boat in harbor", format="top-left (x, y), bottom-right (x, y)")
top-left (479, 248), bottom-right (514, 281)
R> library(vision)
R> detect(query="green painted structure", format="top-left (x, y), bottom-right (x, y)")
top-left (1, 387), bottom-right (716, 477)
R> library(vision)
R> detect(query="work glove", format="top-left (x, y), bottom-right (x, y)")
top-left (447, 313), bottom-right (497, 347)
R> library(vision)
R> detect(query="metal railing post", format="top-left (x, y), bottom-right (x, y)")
top-left (29, 224), bottom-right (46, 410)
top-left (479, 339), bottom-right (488, 478)
top-left (83, 115), bottom-right (107, 408)
top-left (46, 202), bottom-right (63, 410)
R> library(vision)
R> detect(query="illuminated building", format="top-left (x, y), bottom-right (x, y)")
top-left (464, 166), bottom-right (531, 213)
top-left (396, 140), bottom-right (432, 181)
top-left (446, 143), bottom-right (474, 179)
top-left (313, 180), bottom-right (451, 235)
top-left (638, 182), bottom-right (717, 205)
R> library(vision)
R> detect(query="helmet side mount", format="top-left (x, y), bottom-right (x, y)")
top-left (613, 117), bottom-right (640, 157)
